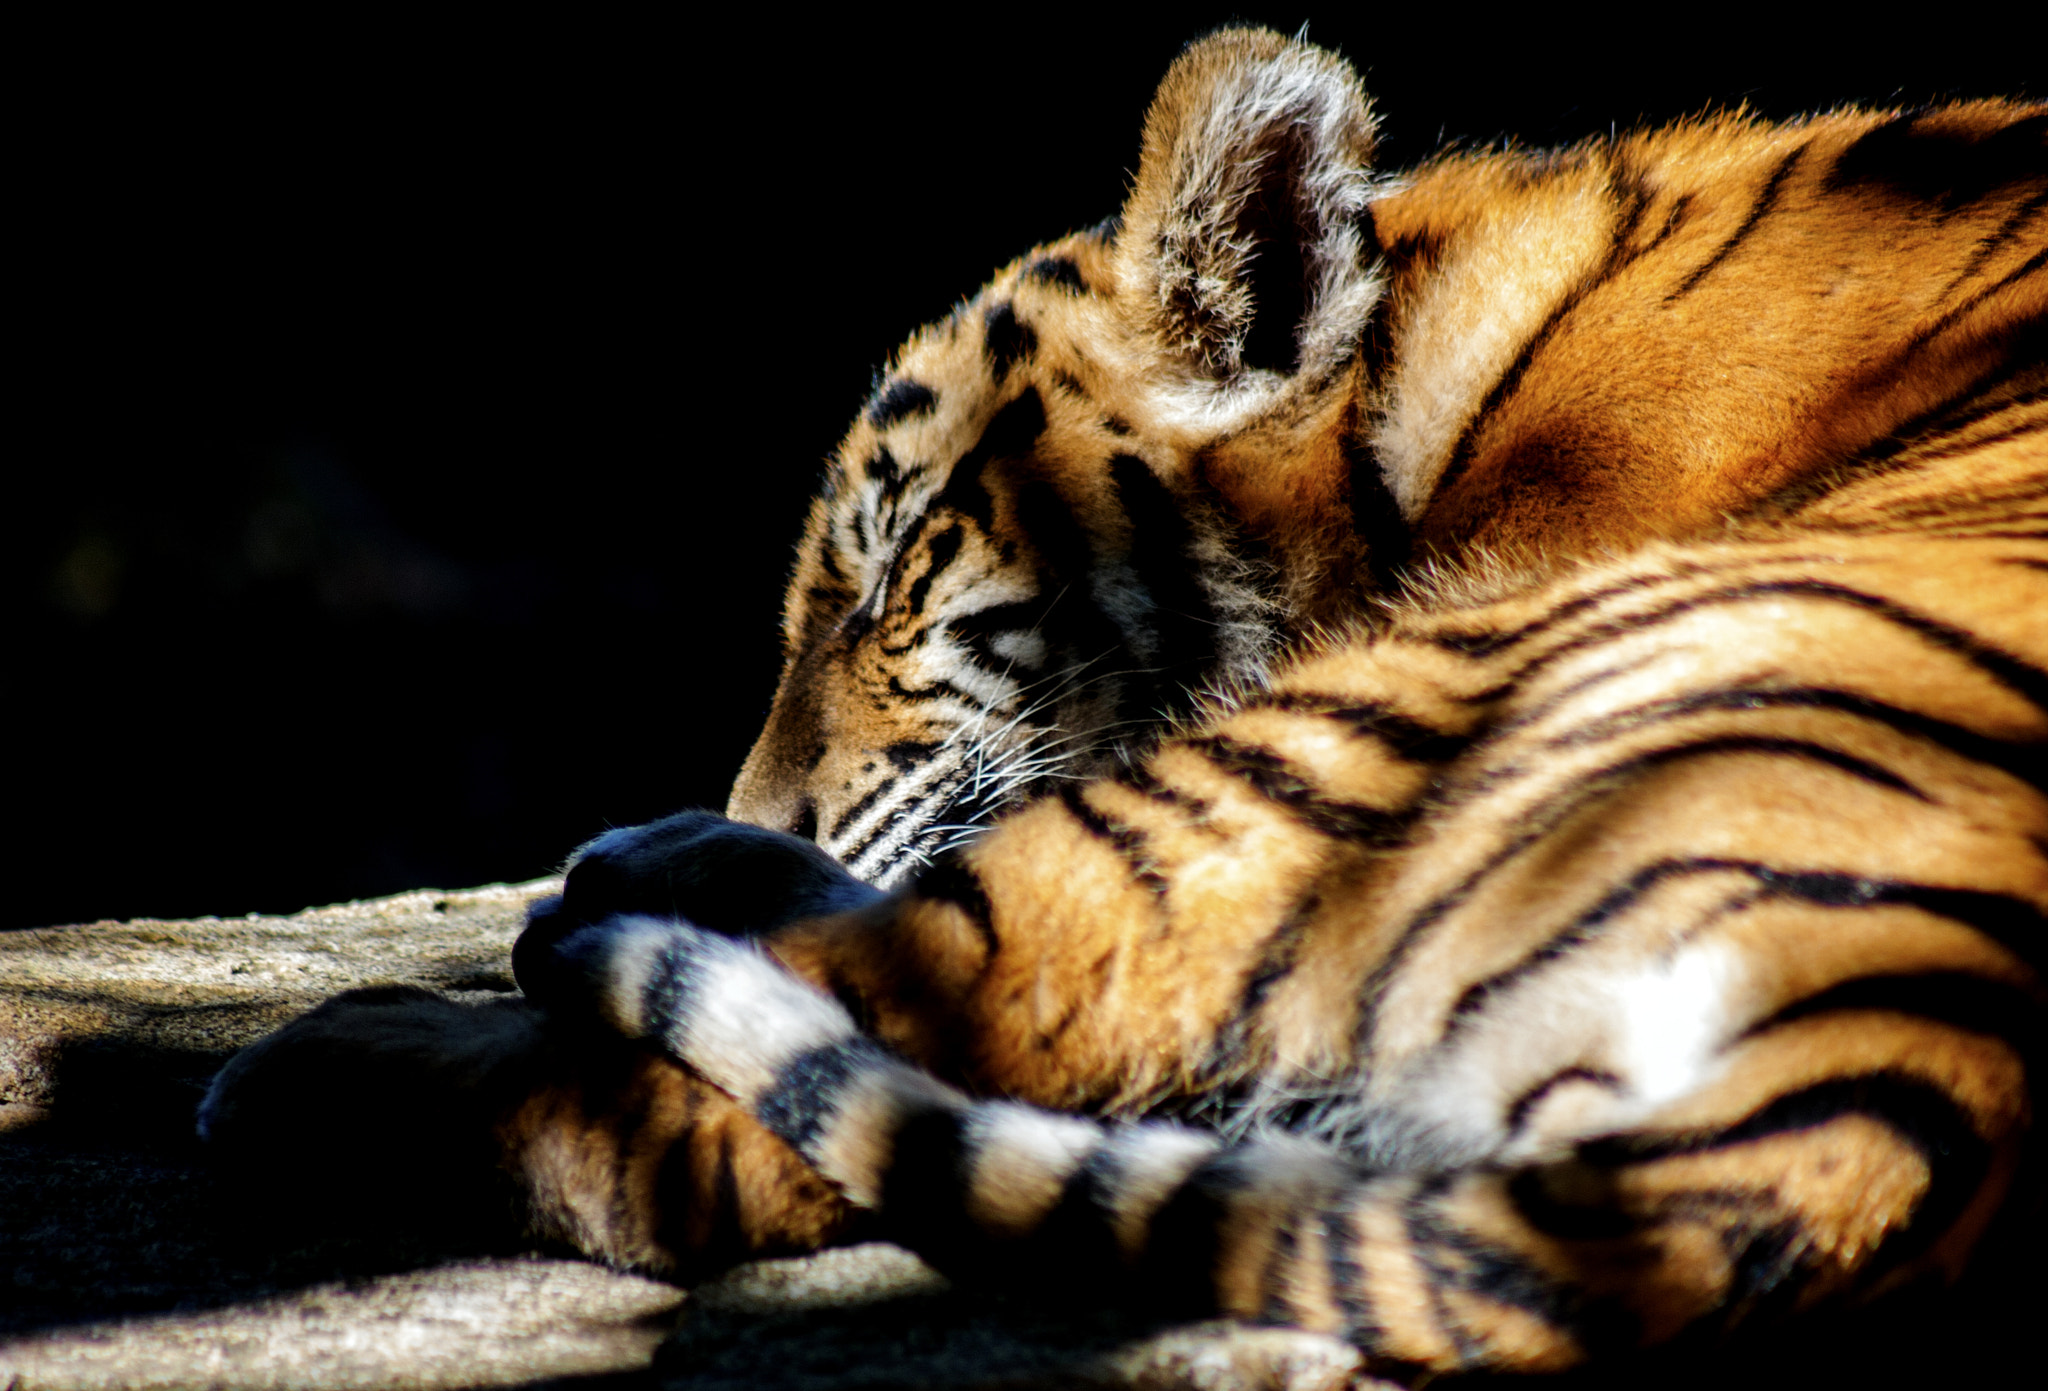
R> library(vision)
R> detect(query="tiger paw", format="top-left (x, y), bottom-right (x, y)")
top-left (513, 810), bottom-right (882, 1003)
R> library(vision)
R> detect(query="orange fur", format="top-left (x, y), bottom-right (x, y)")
top-left (208, 29), bottom-right (2046, 1374)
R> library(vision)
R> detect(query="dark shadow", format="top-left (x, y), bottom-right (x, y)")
top-left (0, 1021), bottom-right (566, 1339)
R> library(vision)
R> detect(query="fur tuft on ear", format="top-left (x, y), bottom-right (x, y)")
top-left (1115, 29), bottom-right (1380, 383)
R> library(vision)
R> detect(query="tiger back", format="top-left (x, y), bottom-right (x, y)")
top-left (201, 29), bottom-right (2048, 1380)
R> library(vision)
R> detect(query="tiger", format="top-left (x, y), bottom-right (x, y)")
top-left (198, 28), bottom-right (2048, 1379)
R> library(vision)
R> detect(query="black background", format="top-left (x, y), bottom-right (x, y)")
top-left (13, 12), bottom-right (2042, 930)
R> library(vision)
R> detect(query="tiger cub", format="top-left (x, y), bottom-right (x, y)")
top-left (201, 29), bottom-right (2048, 1377)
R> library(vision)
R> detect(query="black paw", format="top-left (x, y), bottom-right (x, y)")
top-left (513, 811), bottom-right (882, 1002)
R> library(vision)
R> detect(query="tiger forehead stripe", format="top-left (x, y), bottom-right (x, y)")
top-left (868, 379), bottom-right (938, 429)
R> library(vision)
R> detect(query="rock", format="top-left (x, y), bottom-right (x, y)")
top-left (2, 887), bottom-right (2039, 1390)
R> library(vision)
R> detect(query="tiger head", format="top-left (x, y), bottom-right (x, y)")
top-left (727, 31), bottom-right (1394, 885)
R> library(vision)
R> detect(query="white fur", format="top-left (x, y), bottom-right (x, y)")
top-left (961, 1102), bottom-right (1105, 1237)
top-left (1385, 937), bottom-right (1743, 1167)
top-left (808, 1061), bottom-right (965, 1208)
top-left (591, 914), bottom-right (690, 1040)
top-left (659, 926), bottom-right (857, 1103)
top-left (1095, 1123), bottom-right (1224, 1258)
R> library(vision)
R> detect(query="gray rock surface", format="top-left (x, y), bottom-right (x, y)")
top-left (1, 886), bottom-right (2037, 1389)
top-left (0, 885), bottom-right (1375, 1390)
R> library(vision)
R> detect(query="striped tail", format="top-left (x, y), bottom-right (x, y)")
top-left (548, 915), bottom-right (2030, 1374)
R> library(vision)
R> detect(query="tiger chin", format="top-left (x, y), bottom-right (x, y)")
top-left (202, 28), bottom-right (2047, 1379)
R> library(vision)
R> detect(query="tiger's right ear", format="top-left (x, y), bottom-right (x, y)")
top-left (1114, 29), bottom-right (1381, 384)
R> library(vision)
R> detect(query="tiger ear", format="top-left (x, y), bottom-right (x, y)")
top-left (1114, 29), bottom-right (1380, 382)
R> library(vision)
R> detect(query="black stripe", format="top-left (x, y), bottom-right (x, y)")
top-left (1406, 1182), bottom-right (1632, 1359)
top-left (642, 930), bottom-right (694, 1044)
top-left (983, 301), bottom-right (1037, 379)
top-left (1440, 860), bottom-right (1759, 1045)
top-left (911, 854), bottom-right (1000, 962)
top-left (1826, 109), bottom-right (2047, 209)
top-left (1554, 684), bottom-right (2047, 793)
top-left (1266, 691), bottom-right (1472, 762)
top-left (1938, 185), bottom-right (2048, 303)
top-left (1023, 255), bottom-right (1089, 294)
top-left (1322, 1197), bottom-right (1379, 1345)
top-left (1340, 414), bottom-right (1412, 590)
top-left (1636, 188), bottom-right (1697, 261)
top-left (1430, 565), bottom-right (1708, 658)
top-left (1597, 731), bottom-right (1930, 799)
top-left (947, 597), bottom-right (1053, 674)
top-left (837, 507), bottom-right (937, 648)
top-left (1466, 654), bottom-right (1667, 746)
top-left (1445, 725), bottom-right (1937, 852)
top-left (1017, 1137), bottom-right (1130, 1293)
top-left (1718, 1214), bottom-right (1811, 1325)
top-left (1445, 856), bottom-right (2047, 1053)
top-left (881, 670), bottom-right (986, 706)
top-left (1111, 759), bottom-right (1216, 819)
top-left (932, 387), bottom-right (1048, 530)
top-left (606, 1081), bottom-right (650, 1251)
top-left (1195, 891), bottom-right (1323, 1090)
top-left (1666, 141), bottom-right (1807, 302)
top-left (1058, 784), bottom-right (1167, 897)
top-left (1436, 164), bottom-right (1656, 500)
top-left (1743, 867), bottom-right (2048, 969)
top-left (829, 762), bottom-right (969, 869)
top-left (1257, 1210), bottom-right (1304, 1325)
top-left (1108, 452), bottom-right (1223, 722)
top-left (1744, 970), bottom-right (2043, 1059)
top-left (1503, 1066), bottom-right (1624, 1136)
top-left (653, 1118), bottom-right (753, 1278)
top-left (755, 1036), bottom-right (894, 1158)
top-left (1188, 734), bottom-right (1416, 844)
top-left (1133, 1149), bottom-right (1234, 1317)
top-left (1401, 1174), bottom-right (1484, 1367)
top-left (1507, 1167), bottom-right (1634, 1240)
top-left (863, 445), bottom-right (907, 499)
top-left (823, 774), bottom-right (892, 845)
top-left (875, 1106), bottom-right (978, 1268)
top-left (1855, 324), bottom-right (2048, 470)
top-left (1577, 1070), bottom-right (1994, 1277)
top-left (1470, 577), bottom-right (2048, 716)
top-left (1370, 821), bottom-right (2047, 1067)
top-left (883, 740), bottom-right (940, 773)
top-left (1010, 474), bottom-right (1127, 682)
top-left (1892, 409), bottom-right (2048, 469)
top-left (1899, 242), bottom-right (2048, 364)
top-left (867, 379), bottom-right (937, 429)
top-left (901, 525), bottom-right (963, 619)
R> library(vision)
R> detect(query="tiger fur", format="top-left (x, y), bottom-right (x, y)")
top-left (200, 29), bottom-right (2048, 1377)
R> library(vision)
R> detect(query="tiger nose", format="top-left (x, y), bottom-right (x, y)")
top-left (726, 762), bottom-right (815, 840)
top-left (726, 730), bottom-right (822, 841)
top-left (727, 657), bottom-right (831, 838)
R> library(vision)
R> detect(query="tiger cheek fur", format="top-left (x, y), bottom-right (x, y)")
top-left (205, 26), bottom-right (2046, 1377)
